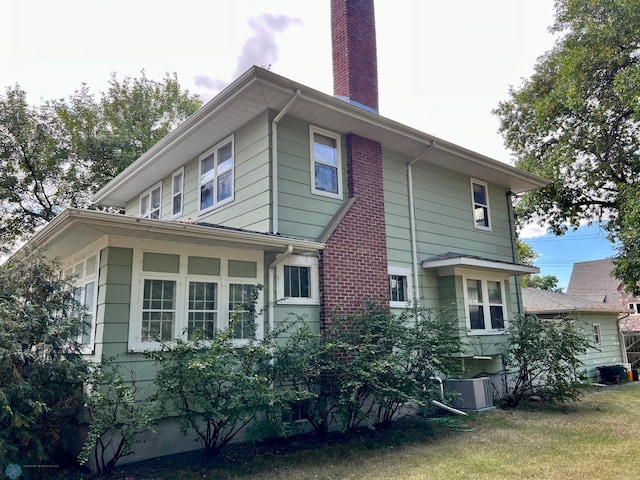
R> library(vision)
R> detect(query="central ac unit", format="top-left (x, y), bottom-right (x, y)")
top-left (444, 377), bottom-right (495, 411)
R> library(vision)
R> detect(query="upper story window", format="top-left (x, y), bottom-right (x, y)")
top-left (172, 168), bottom-right (184, 217)
top-left (199, 136), bottom-right (234, 213)
top-left (140, 183), bottom-right (162, 219)
top-left (310, 126), bottom-right (342, 199)
top-left (464, 275), bottom-right (507, 334)
top-left (471, 179), bottom-right (491, 231)
top-left (388, 266), bottom-right (413, 308)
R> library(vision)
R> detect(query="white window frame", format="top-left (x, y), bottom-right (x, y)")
top-left (310, 126), bottom-right (343, 199)
top-left (593, 323), bottom-right (602, 346)
top-left (470, 178), bottom-right (491, 231)
top-left (140, 182), bottom-right (162, 219)
top-left (199, 135), bottom-right (235, 214)
top-left (66, 254), bottom-right (99, 354)
top-left (276, 255), bottom-right (319, 305)
top-left (388, 266), bottom-right (413, 308)
top-left (171, 168), bottom-right (184, 218)
top-left (128, 248), bottom-right (263, 351)
top-left (462, 273), bottom-right (508, 335)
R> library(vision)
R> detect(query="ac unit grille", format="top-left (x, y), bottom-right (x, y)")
top-left (445, 377), bottom-right (494, 411)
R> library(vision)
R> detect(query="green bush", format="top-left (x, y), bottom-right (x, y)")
top-left (149, 325), bottom-right (279, 456)
top-left (79, 358), bottom-right (155, 473)
top-left (0, 253), bottom-right (89, 465)
top-left (272, 304), bottom-right (463, 435)
top-left (501, 314), bottom-right (592, 408)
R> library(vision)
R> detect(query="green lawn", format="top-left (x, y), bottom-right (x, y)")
top-left (101, 383), bottom-right (640, 480)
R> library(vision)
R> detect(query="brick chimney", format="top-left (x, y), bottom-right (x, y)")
top-left (320, 0), bottom-right (388, 329)
top-left (331, 0), bottom-right (379, 113)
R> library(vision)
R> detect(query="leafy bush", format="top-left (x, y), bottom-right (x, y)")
top-left (0, 253), bottom-right (89, 465)
top-left (79, 358), bottom-right (155, 473)
top-left (149, 326), bottom-right (279, 456)
top-left (272, 304), bottom-right (463, 435)
top-left (501, 314), bottom-right (592, 408)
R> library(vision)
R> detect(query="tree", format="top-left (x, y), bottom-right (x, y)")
top-left (0, 72), bottom-right (201, 254)
top-left (494, 0), bottom-right (640, 294)
top-left (0, 251), bottom-right (89, 465)
top-left (517, 240), bottom-right (563, 292)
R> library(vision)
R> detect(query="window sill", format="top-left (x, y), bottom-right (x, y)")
top-left (467, 329), bottom-right (508, 336)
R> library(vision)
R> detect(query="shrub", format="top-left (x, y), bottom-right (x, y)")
top-left (501, 314), bottom-right (592, 408)
top-left (272, 304), bottom-right (463, 435)
top-left (79, 358), bottom-right (155, 473)
top-left (149, 326), bottom-right (279, 456)
top-left (0, 252), bottom-right (89, 465)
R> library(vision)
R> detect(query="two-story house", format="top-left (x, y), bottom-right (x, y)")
top-left (16, 0), bottom-right (546, 462)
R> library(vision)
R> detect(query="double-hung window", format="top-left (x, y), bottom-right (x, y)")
top-left (388, 266), bottom-right (413, 308)
top-left (471, 179), bottom-right (491, 230)
top-left (140, 183), bottom-right (162, 219)
top-left (199, 136), bottom-right (234, 212)
top-left (464, 276), bottom-right (507, 333)
top-left (310, 126), bottom-right (342, 199)
top-left (592, 323), bottom-right (601, 346)
top-left (130, 250), bottom-right (263, 351)
top-left (277, 256), bottom-right (319, 305)
top-left (172, 168), bottom-right (184, 217)
top-left (66, 254), bottom-right (99, 352)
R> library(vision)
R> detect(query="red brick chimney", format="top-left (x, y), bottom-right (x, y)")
top-left (320, 0), bottom-right (388, 329)
top-left (331, 0), bottom-right (379, 113)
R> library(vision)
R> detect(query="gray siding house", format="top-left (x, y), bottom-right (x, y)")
top-left (15, 0), bottom-right (547, 463)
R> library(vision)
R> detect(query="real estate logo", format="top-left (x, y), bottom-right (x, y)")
top-left (4, 464), bottom-right (22, 479)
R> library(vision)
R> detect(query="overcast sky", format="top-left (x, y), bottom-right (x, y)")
top-left (1, 0), bottom-right (615, 284)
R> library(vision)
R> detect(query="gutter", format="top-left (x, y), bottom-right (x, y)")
top-left (271, 89), bottom-right (301, 234)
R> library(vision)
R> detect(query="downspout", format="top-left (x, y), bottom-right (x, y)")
top-left (506, 191), bottom-right (523, 315)
top-left (272, 89), bottom-right (301, 234)
top-left (268, 245), bottom-right (294, 335)
top-left (406, 142), bottom-right (435, 306)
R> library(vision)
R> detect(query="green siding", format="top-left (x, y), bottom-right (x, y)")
top-left (188, 256), bottom-right (221, 276)
top-left (228, 260), bottom-right (257, 278)
top-left (276, 115), bottom-right (348, 241)
top-left (97, 247), bottom-right (133, 359)
top-left (142, 252), bottom-right (180, 273)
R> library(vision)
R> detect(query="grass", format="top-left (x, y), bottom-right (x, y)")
top-left (93, 383), bottom-right (640, 480)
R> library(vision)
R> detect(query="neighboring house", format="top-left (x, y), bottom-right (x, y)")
top-left (12, 0), bottom-right (546, 463)
top-left (567, 258), bottom-right (640, 332)
top-left (522, 288), bottom-right (628, 381)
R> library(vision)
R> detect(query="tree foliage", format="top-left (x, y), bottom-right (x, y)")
top-left (495, 0), bottom-right (640, 294)
top-left (0, 252), bottom-right (89, 465)
top-left (517, 239), bottom-right (563, 292)
top-left (0, 72), bottom-right (201, 254)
